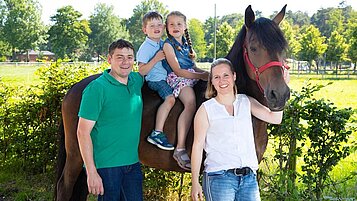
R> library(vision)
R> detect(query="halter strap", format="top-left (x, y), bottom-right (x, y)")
top-left (243, 46), bottom-right (285, 94)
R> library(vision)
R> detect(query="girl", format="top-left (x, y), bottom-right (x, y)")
top-left (163, 11), bottom-right (209, 170)
top-left (191, 58), bottom-right (283, 201)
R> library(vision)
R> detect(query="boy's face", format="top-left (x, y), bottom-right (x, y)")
top-left (143, 18), bottom-right (164, 41)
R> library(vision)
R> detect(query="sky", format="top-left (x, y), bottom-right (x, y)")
top-left (38, 0), bottom-right (357, 25)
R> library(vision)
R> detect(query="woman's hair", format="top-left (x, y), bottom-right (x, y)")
top-left (165, 11), bottom-right (195, 59)
top-left (205, 58), bottom-right (238, 99)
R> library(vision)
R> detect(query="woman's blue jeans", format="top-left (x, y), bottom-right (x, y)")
top-left (203, 170), bottom-right (260, 201)
top-left (97, 162), bottom-right (143, 201)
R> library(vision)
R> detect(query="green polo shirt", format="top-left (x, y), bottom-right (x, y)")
top-left (78, 69), bottom-right (144, 169)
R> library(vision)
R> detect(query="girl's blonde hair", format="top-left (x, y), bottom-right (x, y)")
top-left (205, 58), bottom-right (238, 99)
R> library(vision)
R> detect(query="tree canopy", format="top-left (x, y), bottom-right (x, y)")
top-left (48, 6), bottom-right (91, 59)
top-left (89, 3), bottom-right (129, 61)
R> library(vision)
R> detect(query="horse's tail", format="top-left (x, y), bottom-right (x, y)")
top-left (54, 119), bottom-right (66, 200)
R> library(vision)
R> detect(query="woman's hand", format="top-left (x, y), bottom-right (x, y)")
top-left (191, 182), bottom-right (204, 201)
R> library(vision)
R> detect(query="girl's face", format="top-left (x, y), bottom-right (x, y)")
top-left (166, 15), bottom-right (186, 39)
top-left (211, 64), bottom-right (236, 95)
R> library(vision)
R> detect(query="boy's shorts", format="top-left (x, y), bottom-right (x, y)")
top-left (147, 80), bottom-right (173, 100)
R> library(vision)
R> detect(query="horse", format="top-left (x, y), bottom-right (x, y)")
top-left (55, 5), bottom-right (290, 201)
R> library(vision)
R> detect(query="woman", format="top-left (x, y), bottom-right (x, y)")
top-left (191, 58), bottom-right (283, 201)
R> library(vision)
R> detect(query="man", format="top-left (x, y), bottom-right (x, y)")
top-left (77, 39), bottom-right (144, 200)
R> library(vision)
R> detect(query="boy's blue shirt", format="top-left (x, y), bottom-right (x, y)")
top-left (137, 37), bottom-right (167, 82)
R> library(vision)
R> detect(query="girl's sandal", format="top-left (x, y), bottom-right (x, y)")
top-left (173, 149), bottom-right (191, 171)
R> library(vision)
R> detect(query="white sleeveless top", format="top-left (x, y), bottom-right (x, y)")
top-left (202, 94), bottom-right (259, 173)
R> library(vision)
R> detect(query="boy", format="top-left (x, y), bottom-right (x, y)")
top-left (137, 11), bottom-right (175, 151)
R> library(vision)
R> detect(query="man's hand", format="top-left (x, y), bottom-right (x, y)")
top-left (87, 170), bottom-right (104, 196)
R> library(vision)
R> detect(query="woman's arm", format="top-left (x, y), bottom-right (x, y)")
top-left (191, 105), bottom-right (209, 201)
top-left (248, 96), bottom-right (283, 124)
top-left (163, 43), bottom-right (208, 80)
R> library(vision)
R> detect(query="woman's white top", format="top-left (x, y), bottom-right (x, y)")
top-left (202, 94), bottom-right (259, 173)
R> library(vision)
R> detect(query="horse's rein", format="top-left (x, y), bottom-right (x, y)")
top-left (243, 46), bottom-right (288, 94)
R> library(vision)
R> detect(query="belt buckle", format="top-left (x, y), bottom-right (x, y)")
top-left (233, 168), bottom-right (244, 176)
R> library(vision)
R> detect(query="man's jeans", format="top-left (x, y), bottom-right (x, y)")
top-left (97, 162), bottom-right (143, 201)
top-left (203, 170), bottom-right (260, 201)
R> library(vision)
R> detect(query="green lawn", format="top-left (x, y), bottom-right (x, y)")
top-left (0, 65), bottom-right (42, 86)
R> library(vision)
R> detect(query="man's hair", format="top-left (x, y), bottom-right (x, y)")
top-left (142, 11), bottom-right (163, 27)
top-left (108, 39), bottom-right (134, 56)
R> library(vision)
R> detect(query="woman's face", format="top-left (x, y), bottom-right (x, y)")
top-left (166, 15), bottom-right (186, 39)
top-left (211, 63), bottom-right (236, 95)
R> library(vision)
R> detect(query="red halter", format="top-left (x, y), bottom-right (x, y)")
top-left (243, 46), bottom-right (286, 94)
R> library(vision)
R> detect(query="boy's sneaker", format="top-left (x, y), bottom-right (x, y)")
top-left (147, 131), bottom-right (174, 151)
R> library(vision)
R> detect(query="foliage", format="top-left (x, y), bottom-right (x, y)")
top-left (88, 3), bottom-right (129, 62)
top-left (0, 61), bottom-right (104, 174)
top-left (142, 166), bottom-right (191, 200)
top-left (188, 18), bottom-right (207, 60)
top-left (48, 6), bottom-right (91, 60)
top-left (280, 20), bottom-right (301, 59)
top-left (1, 0), bottom-right (46, 60)
top-left (265, 82), bottom-right (355, 200)
top-left (301, 99), bottom-right (353, 200)
top-left (285, 10), bottom-right (310, 27)
top-left (346, 11), bottom-right (357, 64)
top-left (298, 25), bottom-right (327, 67)
top-left (126, 0), bottom-right (169, 51)
top-left (326, 31), bottom-right (347, 64)
top-left (214, 22), bottom-right (235, 58)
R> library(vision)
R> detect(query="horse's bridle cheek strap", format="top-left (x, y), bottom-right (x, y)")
top-left (243, 47), bottom-right (283, 93)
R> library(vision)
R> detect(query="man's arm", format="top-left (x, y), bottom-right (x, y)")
top-left (77, 117), bottom-right (104, 195)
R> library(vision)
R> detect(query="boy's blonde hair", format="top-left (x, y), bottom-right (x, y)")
top-left (142, 11), bottom-right (163, 27)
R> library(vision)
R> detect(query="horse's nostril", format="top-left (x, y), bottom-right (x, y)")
top-left (269, 90), bottom-right (278, 101)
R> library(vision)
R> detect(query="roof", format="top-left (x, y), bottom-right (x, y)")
top-left (22, 50), bottom-right (55, 56)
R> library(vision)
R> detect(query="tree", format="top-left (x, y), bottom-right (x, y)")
top-left (1, 0), bottom-right (46, 61)
top-left (220, 13), bottom-right (243, 29)
top-left (280, 20), bottom-right (300, 59)
top-left (89, 3), bottom-right (129, 61)
top-left (311, 8), bottom-right (334, 37)
top-left (346, 11), bottom-right (357, 70)
top-left (215, 22), bottom-right (235, 58)
top-left (126, 0), bottom-right (168, 51)
top-left (203, 17), bottom-right (217, 59)
top-left (48, 6), bottom-right (91, 60)
top-left (285, 10), bottom-right (310, 27)
top-left (298, 25), bottom-right (327, 70)
top-left (326, 31), bottom-right (347, 69)
top-left (188, 18), bottom-right (206, 60)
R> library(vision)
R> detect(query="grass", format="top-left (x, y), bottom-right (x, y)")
top-left (0, 65), bottom-right (42, 86)
top-left (0, 64), bottom-right (356, 200)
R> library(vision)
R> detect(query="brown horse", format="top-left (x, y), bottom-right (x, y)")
top-left (55, 5), bottom-right (290, 201)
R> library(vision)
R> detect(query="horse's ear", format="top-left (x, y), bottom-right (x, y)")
top-left (273, 4), bottom-right (287, 25)
top-left (244, 5), bottom-right (255, 29)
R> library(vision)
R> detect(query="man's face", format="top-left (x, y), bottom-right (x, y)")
top-left (108, 47), bottom-right (134, 80)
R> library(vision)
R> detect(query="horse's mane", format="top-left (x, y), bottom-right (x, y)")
top-left (225, 25), bottom-right (248, 94)
top-left (225, 17), bottom-right (288, 95)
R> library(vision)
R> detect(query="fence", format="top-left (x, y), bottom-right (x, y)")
top-left (1, 62), bottom-right (356, 79)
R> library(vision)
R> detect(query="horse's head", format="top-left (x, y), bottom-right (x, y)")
top-left (227, 5), bottom-right (290, 111)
